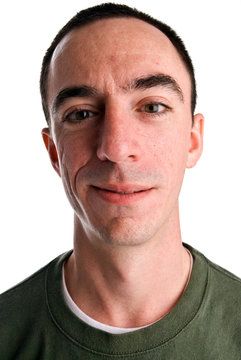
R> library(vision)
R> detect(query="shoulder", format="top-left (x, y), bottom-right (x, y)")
top-left (194, 246), bottom-right (241, 291)
top-left (0, 261), bottom-right (48, 312)
top-left (0, 252), bottom-right (71, 350)
top-left (189, 245), bottom-right (241, 321)
top-left (187, 244), bottom-right (241, 288)
top-left (186, 245), bottom-right (241, 345)
top-left (0, 251), bottom-right (71, 302)
top-left (206, 256), bottom-right (241, 298)
top-left (191, 244), bottom-right (241, 290)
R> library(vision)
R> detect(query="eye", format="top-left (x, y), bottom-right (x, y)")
top-left (64, 109), bottom-right (96, 122)
top-left (143, 103), bottom-right (166, 114)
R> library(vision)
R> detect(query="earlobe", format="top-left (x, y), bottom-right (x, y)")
top-left (186, 113), bottom-right (204, 169)
top-left (41, 128), bottom-right (61, 177)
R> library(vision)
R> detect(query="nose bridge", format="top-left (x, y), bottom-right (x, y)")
top-left (96, 100), bottom-right (137, 162)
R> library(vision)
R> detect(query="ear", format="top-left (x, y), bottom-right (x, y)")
top-left (186, 113), bottom-right (204, 168)
top-left (41, 128), bottom-right (61, 177)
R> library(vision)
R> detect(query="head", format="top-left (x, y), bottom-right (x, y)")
top-left (41, 4), bottom-right (203, 247)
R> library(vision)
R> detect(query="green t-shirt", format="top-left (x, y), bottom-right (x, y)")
top-left (1, 244), bottom-right (241, 359)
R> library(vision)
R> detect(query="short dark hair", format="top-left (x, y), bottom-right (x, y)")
top-left (40, 3), bottom-right (197, 124)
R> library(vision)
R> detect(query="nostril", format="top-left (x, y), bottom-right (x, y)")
top-left (96, 138), bottom-right (136, 162)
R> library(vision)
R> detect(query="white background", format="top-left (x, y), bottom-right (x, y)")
top-left (0, 0), bottom-right (241, 293)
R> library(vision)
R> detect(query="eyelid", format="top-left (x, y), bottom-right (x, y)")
top-left (62, 104), bottom-right (99, 122)
top-left (136, 96), bottom-right (172, 109)
top-left (141, 102), bottom-right (170, 110)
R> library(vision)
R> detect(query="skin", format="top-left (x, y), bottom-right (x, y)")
top-left (42, 18), bottom-right (204, 327)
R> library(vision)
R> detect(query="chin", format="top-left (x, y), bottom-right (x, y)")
top-left (91, 217), bottom-right (157, 247)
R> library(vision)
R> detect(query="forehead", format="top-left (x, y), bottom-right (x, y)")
top-left (48, 17), bottom-right (191, 105)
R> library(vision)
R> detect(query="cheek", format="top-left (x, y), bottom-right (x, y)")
top-left (148, 126), bottom-right (190, 187)
top-left (56, 130), bottom-right (95, 180)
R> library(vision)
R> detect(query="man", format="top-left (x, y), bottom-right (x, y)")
top-left (1, 3), bottom-right (241, 358)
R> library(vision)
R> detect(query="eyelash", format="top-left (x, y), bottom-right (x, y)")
top-left (140, 102), bottom-right (171, 117)
top-left (63, 102), bottom-right (171, 123)
top-left (63, 109), bottom-right (97, 123)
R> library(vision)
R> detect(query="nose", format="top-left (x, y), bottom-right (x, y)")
top-left (96, 106), bottom-right (139, 163)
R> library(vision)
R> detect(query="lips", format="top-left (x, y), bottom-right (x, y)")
top-left (92, 184), bottom-right (150, 193)
top-left (91, 184), bottom-right (152, 205)
top-left (98, 188), bottom-right (143, 195)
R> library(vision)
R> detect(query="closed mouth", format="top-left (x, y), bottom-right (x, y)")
top-left (90, 185), bottom-right (153, 205)
top-left (92, 185), bottom-right (149, 194)
top-left (99, 189), bottom-right (144, 194)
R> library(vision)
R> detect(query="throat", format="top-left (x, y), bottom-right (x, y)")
top-left (63, 245), bottom-right (193, 328)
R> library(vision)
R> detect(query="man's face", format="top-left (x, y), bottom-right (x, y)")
top-left (43, 18), bottom-right (203, 246)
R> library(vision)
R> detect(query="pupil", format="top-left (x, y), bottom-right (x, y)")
top-left (146, 104), bottom-right (158, 112)
top-left (76, 110), bottom-right (88, 120)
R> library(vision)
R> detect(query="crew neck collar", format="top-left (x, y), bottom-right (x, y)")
top-left (45, 244), bottom-right (208, 356)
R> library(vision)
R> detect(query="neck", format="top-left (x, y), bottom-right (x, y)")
top-left (64, 207), bottom-right (190, 328)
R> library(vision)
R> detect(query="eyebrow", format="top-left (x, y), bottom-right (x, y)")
top-left (52, 86), bottom-right (98, 114)
top-left (128, 74), bottom-right (184, 101)
top-left (52, 73), bottom-right (184, 114)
